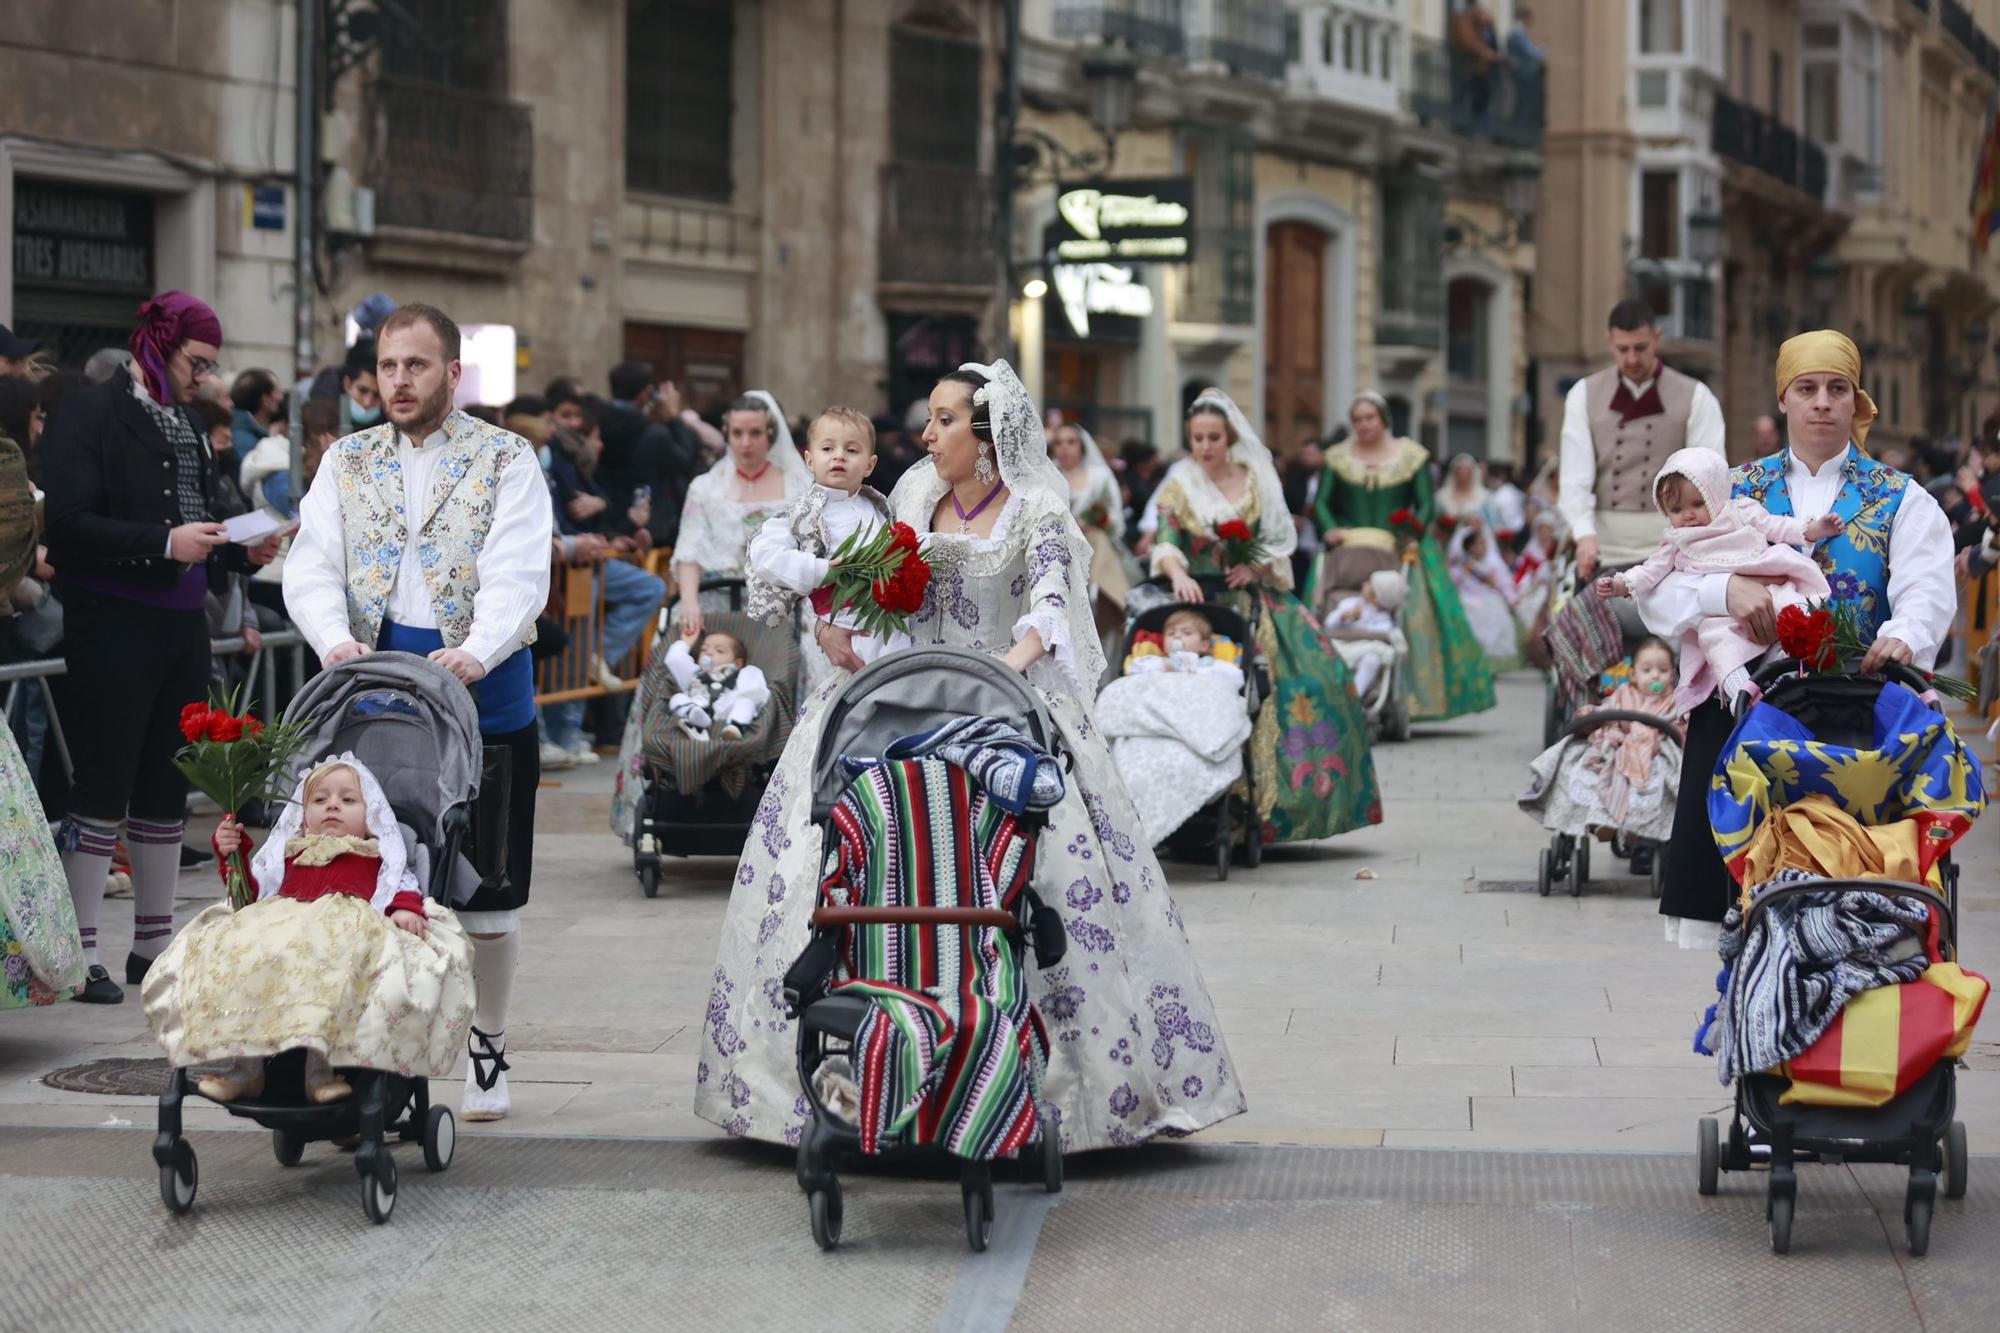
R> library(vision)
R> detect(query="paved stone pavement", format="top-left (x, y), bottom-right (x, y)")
top-left (4, 670), bottom-right (1996, 1329)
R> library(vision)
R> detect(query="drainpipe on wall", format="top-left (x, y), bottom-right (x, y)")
top-left (290, 0), bottom-right (318, 504)
top-left (996, 0), bottom-right (1022, 361)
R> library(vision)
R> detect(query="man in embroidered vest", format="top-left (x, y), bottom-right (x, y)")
top-left (1559, 299), bottom-right (1726, 584)
top-left (284, 303), bottom-right (552, 1121)
top-left (1636, 330), bottom-right (1956, 946)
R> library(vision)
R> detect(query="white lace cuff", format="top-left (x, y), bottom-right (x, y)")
top-left (1149, 544), bottom-right (1189, 578)
top-left (1014, 608), bottom-right (1081, 694)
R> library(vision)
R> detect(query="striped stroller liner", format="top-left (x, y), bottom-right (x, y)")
top-left (818, 757), bottom-right (1049, 1160)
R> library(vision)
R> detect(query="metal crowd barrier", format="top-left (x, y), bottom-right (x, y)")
top-left (0, 629), bottom-right (311, 785)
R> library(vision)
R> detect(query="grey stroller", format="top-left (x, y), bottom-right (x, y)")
top-left (154, 653), bottom-right (500, 1225)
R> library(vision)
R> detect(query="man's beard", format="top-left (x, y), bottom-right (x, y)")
top-left (391, 381), bottom-right (452, 434)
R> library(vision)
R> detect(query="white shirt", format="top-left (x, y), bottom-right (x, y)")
top-left (1558, 371), bottom-right (1726, 561)
top-left (1487, 481), bottom-right (1527, 533)
top-left (746, 485), bottom-right (885, 596)
top-left (1633, 445), bottom-right (1958, 668)
top-left (285, 427), bottom-right (553, 671)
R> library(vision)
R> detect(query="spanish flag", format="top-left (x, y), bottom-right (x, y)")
top-left (1779, 963), bottom-right (1989, 1108)
top-left (1974, 95), bottom-right (2000, 254)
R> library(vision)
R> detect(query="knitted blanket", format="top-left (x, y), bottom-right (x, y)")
top-left (819, 758), bottom-right (1048, 1159)
top-left (841, 716), bottom-right (1064, 814)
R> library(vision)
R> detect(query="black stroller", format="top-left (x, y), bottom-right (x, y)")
top-left (783, 648), bottom-right (1068, 1252)
top-left (1115, 578), bottom-right (1269, 880)
top-left (629, 576), bottom-right (802, 892)
top-left (155, 654), bottom-right (502, 1224)
top-left (1695, 660), bottom-right (1975, 1256)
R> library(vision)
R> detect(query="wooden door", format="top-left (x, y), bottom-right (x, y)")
top-left (621, 323), bottom-right (745, 416)
top-left (1264, 222), bottom-right (1327, 456)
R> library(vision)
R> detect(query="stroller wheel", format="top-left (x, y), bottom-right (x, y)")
top-left (1650, 854), bottom-right (1664, 899)
top-left (272, 1128), bottom-right (305, 1168)
top-left (1696, 1118), bottom-right (1719, 1196)
top-left (809, 1181), bottom-right (843, 1251)
top-left (1536, 848), bottom-right (1553, 897)
top-left (1243, 820), bottom-right (1262, 870)
top-left (1215, 799), bottom-right (1232, 882)
top-left (963, 1179), bottom-right (994, 1253)
top-left (1576, 839), bottom-right (1591, 887)
top-left (1768, 1191), bottom-right (1793, 1254)
top-left (1943, 1121), bottom-right (1968, 1200)
top-left (1041, 1123), bottom-right (1064, 1194)
top-left (363, 1151), bottom-right (398, 1224)
top-left (159, 1139), bottom-right (198, 1215)
top-left (638, 861), bottom-right (660, 899)
top-left (1906, 1181), bottom-right (1934, 1257)
top-left (423, 1105), bottom-right (455, 1172)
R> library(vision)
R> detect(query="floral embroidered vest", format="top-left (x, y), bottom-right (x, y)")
top-left (327, 409), bottom-right (535, 650)
top-left (1731, 445), bottom-right (1908, 640)
top-left (744, 485), bottom-right (889, 627)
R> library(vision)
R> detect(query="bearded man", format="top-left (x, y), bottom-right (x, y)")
top-left (284, 302), bottom-right (552, 1120)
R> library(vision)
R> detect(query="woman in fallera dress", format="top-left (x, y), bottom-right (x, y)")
top-left (694, 360), bottom-right (1246, 1151)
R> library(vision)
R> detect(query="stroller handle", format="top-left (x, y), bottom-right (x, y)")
top-left (1742, 878), bottom-right (1953, 957)
top-left (1744, 656), bottom-right (1938, 705)
top-left (1560, 708), bottom-right (1685, 746)
top-left (812, 906), bottom-right (1019, 930)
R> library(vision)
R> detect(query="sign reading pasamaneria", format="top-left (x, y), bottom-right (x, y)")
top-left (1048, 177), bottom-right (1194, 263)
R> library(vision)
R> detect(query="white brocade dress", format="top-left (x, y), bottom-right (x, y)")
top-left (694, 495), bottom-right (1248, 1150)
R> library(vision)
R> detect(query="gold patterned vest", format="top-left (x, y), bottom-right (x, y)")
top-left (326, 409), bottom-right (535, 650)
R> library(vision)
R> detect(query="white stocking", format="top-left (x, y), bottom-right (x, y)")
top-left (462, 926), bottom-right (519, 1120)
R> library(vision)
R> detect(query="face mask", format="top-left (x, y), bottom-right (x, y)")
top-left (349, 401), bottom-right (384, 426)
top-left (537, 445), bottom-right (553, 471)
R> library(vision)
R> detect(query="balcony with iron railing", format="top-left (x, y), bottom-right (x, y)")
top-left (1407, 35), bottom-right (1544, 150)
top-left (1286, 0), bottom-right (1403, 119)
top-left (1712, 92), bottom-right (1828, 202)
top-left (1052, 0), bottom-right (1187, 57)
top-left (1190, 0), bottom-right (1288, 80)
top-left (878, 162), bottom-right (993, 288)
top-left (369, 75), bottom-right (534, 244)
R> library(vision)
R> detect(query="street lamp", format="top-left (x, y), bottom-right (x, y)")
top-left (1686, 208), bottom-right (1725, 266)
top-left (1081, 43), bottom-right (1138, 145)
top-left (1805, 254), bottom-right (1842, 322)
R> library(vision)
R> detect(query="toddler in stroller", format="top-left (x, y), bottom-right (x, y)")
top-left (1324, 569), bottom-right (1409, 728)
top-left (1691, 660), bottom-right (1987, 1255)
top-left (1095, 592), bottom-right (1264, 874)
top-left (782, 648), bottom-right (1067, 1252)
top-left (144, 654), bottom-right (488, 1224)
top-left (1518, 635), bottom-right (1684, 897)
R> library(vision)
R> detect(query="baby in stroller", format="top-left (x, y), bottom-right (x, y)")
top-left (144, 754), bottom-right (476, 1103)
top-left (662, 631), bottom-right (771, 741)
top-left (1096, 599), bottom-right (1257, 850)
top-left (1324, 569), bottom-right (1408, 709)
top-left (1518, 636), bottom-right (1684, 895)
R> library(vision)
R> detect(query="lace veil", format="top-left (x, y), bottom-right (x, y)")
top-left (249, 752), bottom-right (418, 914)
top-left (1179, 388), bottom-right (1298, 559)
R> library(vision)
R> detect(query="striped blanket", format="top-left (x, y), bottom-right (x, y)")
top-left (819, 757), bottom-right (1049, 1159)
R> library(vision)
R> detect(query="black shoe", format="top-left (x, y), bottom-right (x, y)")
top-left (180, 844), bottom-right (217, 873)
top-left (1628, 846), bottom-right (1655, 876)
top-left (75, 965), bottom-right (124, 1004)
top-left (124, 951), bottom-right (155, 986)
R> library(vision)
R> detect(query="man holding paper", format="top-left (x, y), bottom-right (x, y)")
top-left (41, 290), bottom-right (282, 1004)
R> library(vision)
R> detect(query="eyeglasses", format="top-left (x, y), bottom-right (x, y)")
top-left (176, 346), bottom-right (220, 378)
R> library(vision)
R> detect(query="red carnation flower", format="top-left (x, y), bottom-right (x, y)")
top-left (1216, 519), bottom-right (1255, 542)
top-left (206, 712), bottom-right (246, 743)
top-left (244, 716), bottom-right (264, 737)
top-left (179, 703), bottom-right (212, 743)
top-left (888, 522), bottom-right (920, 553)
top-left (810, 584), bottom-right (835, 617)
top-left (1776, 604), bottom-right (1837, 670)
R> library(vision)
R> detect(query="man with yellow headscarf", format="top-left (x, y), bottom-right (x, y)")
top-left (1634, 329), bottom-right (1958, 949)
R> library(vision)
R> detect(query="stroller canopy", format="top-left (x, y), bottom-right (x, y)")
top-left (280, 652), bottom-right (482, 847)
top-left (810, 648), bottom-right (1056, 821)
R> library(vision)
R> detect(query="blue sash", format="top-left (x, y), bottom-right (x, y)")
top-left (377, 621), bottom-right (535, 734)
top-left (1730, 445), bottom-right (1908, 641)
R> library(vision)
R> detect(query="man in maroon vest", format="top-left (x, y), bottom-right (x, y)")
top-left (1559, 299), bottom-right (1726, 582)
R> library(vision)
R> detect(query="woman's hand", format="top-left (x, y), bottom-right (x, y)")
top-left (627, 496), bottom-right (653, 530)
top-left (240, 624), bottom-right (262, 656)
top-left (816, 620), bottom-right (864, 673)
top-left (1003, 629), bottom-right (1047, 675)
top-left (390, 908), bottom-right (428, 939)
top-left (1322, 527), bottom-right (1345, 547)
top-left (213, 816), bottom-right (244, 857)
top-left (1224, 563), bottom-right (1258, 589)
top-left (680, 604), bottom-right (705, 642)
top-left (1169, 571), bottom-right (1204, 602)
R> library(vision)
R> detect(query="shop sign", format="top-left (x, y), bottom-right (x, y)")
top-left (1048, 177), bottom-right (1194, 264)
top-left (1051, 263), bottom-right (1153, 341)
top-left (11, 182), bottom-right (153, 293)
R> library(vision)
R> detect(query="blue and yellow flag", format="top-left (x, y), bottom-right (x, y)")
top-left (1709, 681), bottom-right (1983, 885)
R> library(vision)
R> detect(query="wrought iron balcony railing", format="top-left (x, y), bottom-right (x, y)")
top-left (370, 75), bottom-right (534, 244)
top-left (1407, 36), bottom-right (1544, 150)
top-left (1052, 0), bottom-right (1187, 57)
top-left (878, 162), bottom-right (993, 288)
top-left (1191, 0), bottom-right (1288, 80)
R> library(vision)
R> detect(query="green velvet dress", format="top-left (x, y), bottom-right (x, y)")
top-left (1310, 439), bottom-right (1496, 722)
top-left (1152, 477), bottom-right (1382, 845)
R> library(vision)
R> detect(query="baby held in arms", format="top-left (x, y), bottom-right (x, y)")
top-left (746, 406), bottom-right (908, 668)
top-left (1595, 448), bottom-right (1837, 709)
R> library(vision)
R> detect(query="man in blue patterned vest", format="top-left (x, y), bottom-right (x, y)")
top-left (1636, 330), bottom-right (1957, 946)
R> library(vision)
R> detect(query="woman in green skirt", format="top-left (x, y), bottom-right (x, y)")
top-left (1149, 390), bottom-right (1382, 845)
top-left (1307, 393), bottom-right (1495, 723)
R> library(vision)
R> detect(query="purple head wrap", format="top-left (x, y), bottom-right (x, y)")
top-left (128, 291), bottom-right (223, 404)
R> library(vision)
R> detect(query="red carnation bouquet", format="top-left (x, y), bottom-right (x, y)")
top-left (1775, 601), bottom-right (1976, 700)
top-left (1387, 507), bottom-right (1423, 535)
top-left (1214, 518), bottom-right (1272, 570)
top-left (174, 687), bottom-right (310, 909)
top-left (808, 520), bottom-right (934, 640)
